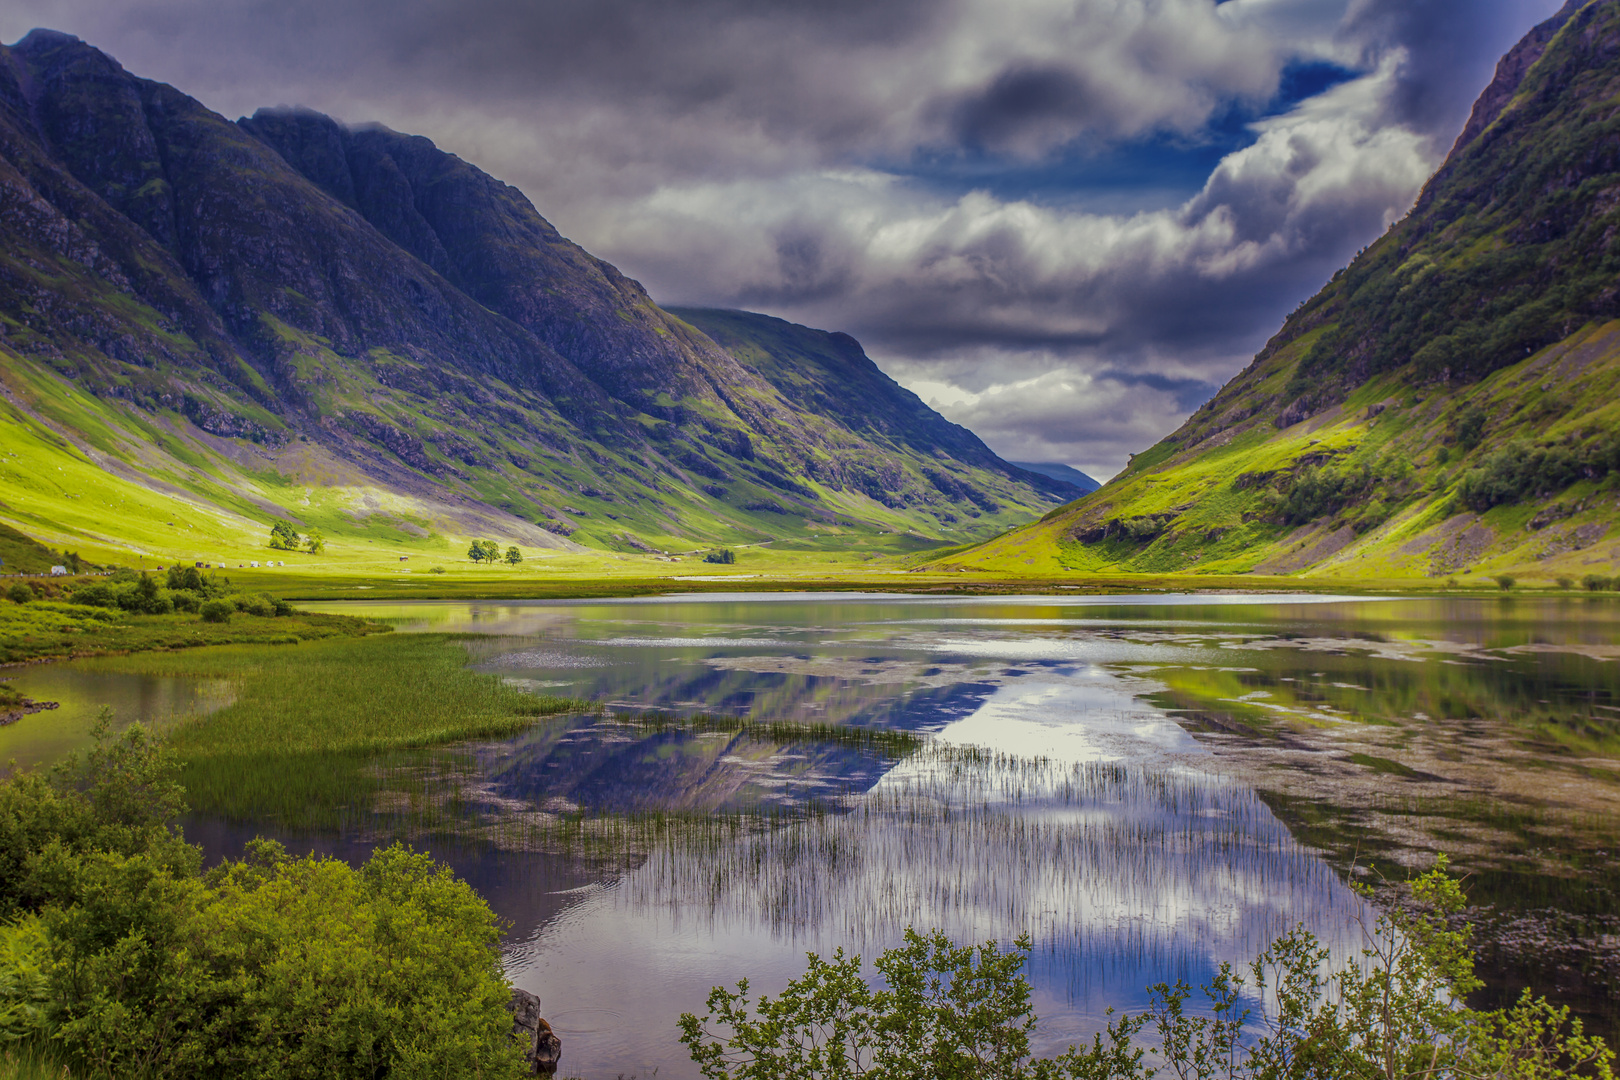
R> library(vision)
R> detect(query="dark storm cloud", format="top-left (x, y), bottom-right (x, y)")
top-left (0, 0), bottom-right (1568, 477)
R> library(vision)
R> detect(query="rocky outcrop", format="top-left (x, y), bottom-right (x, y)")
top-left (507, 987), bottom-right (561, 1076)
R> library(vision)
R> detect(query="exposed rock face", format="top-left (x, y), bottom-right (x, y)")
top-left (507, 987), bottom-right (561, 1075)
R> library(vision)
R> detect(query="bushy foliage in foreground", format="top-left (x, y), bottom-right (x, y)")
top-left (0, 720), bottom-right (526, 1079)
top-left (681, 861), bottom-right (1613, 1079)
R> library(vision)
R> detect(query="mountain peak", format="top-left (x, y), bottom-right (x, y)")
top-left (0, 32), bottom-right (1067, 560)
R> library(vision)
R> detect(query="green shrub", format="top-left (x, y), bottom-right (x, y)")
top-left (43, 841), bottom-right (525, 1079)
top-left (1456, 433), bottom-right (1620, 512)
top-left (233, 594), bottom-right (275, 618)
top-left (1584, 574), bottom-right (1609, 592)
top-left (704, 549), bottom-right (736, 565)
top-left (681, 860), bottom-right (1613, 1080)
top-left (0, 725), bottom-right (526, 1079)
top-left (4, 584), bottom-right (31, 605)
top-left (1556, 576), bottom-right (1574, 590)
top-left (68, 582), bottom-right (116, 608)
top-left (1495, 574), bottom-right (1517, 591)
top-left (168, 589), bottom-right (202, 614)
top-left (199, 600), bottom-right (233, 624)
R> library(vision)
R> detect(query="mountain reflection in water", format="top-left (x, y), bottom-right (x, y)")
top-left (238, 593), bottom-right (1620, 1077)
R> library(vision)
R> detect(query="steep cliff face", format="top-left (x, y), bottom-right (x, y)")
top-left (0, 29), bottom-right (1063, 561)
top-left (948, 0), bottom-right (1620, 580)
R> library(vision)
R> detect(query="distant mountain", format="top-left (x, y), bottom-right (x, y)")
top-left (0, 30), bottom-right (1065, 563)
top-left (945, 0), bottom-right (1620, 580)
top-left (1005, 462), bottom-right (1100, 496)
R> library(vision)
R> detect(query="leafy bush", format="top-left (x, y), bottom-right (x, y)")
top-left (4, 585), bottom-right (30, 605)
top-left (164, 565), bottom-right (226, 597)
top-left (1557, 576), bottom-right (1574, 590)
top-left (44, 841), bottom-right (525, 1079)
top-left (704, 549), bottom-right (736, 564)
top-left (1496, 574), bottom-right (1517, 591)
top-left (233, 593), bottom-right (275, 617)
top-left (199, 600), bottom-right (233, 624)
top-left (1278, 465), bottom-right (1373, 526)
top-left (1453, 406), bottom-right (1488, 452)
top-left (0, 724), bottom-right (528, 1079)
top-left (681, 860), bottom-right (1613, 1080)
top-left (1585, 574), bottom-right (1614, 592)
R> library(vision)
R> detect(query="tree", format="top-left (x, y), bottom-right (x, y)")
top-left (468, 540), bottom-right (500, 564)
top-left (268, 519), bottom-right (301, 551)
top-left (504, 546), bottom-right (523, 566)
top-left (303, 530), bottom-right (325, 555)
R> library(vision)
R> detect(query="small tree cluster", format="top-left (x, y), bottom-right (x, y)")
top-left (705, 549), bottom-right (736, 565)
top-left (467, 540), bottom-right (523, 565)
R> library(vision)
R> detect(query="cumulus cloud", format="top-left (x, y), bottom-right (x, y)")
top-left (0, 0), bottom-right (1566, 477)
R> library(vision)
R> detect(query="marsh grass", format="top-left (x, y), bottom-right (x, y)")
top-left (0, 1043), bottom-right (76, 1080)
top-left (0, 600), bottom-right (381, 664)
top-left (79, 635), bottom-right (584, 826)
top-left (612, 711), bottom-right (926, 755)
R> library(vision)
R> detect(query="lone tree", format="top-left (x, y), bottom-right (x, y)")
top-left (505, 545), bottom-right (523, 566)
top-left (304, 530), bottom-right (325, 555)
top-left (269, 519), bottom-right (301, 551)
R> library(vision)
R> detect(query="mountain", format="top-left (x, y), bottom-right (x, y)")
top-left (0, 30), bottom-right (1065, 566)
top-left (1005, 463), bottom-right (1099, 496)
top-left (946, 0), bottom-right (1620, 581)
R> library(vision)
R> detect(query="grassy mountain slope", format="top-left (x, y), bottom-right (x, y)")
top-left (945, 0), bottom-right (1620, 583)
top-left (0, 31), bottom-right (1064, 567)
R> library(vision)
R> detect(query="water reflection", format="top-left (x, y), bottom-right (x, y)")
top-left (28, 592), bottom-right (1620, 1078)
top-left (0, 665), bottom-right (232, 770)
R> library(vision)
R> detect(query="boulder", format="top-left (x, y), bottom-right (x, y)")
top-left (508, 987), bottom-right (561, 1075)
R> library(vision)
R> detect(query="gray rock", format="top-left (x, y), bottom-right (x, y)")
top-left (508, 987), bottom-right (561, 1076)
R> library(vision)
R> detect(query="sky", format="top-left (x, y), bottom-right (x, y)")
top-left (1, 0), bottom-right (1566, 480)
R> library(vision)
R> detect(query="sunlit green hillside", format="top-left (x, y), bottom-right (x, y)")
top-left (942, 2), bottom-right (1620, 584)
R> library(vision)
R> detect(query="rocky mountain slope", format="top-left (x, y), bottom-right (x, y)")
top-left (947, 0), bottom-right (1620, 582)
top-left (0, 29), bottom-right (1065, 565)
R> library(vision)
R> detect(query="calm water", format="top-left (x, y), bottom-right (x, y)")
top-left (10, 592), bottom-right (1620, 1077)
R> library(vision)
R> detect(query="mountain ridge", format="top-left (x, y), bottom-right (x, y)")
top-left (0, 29), bottom-right (1066, 566)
